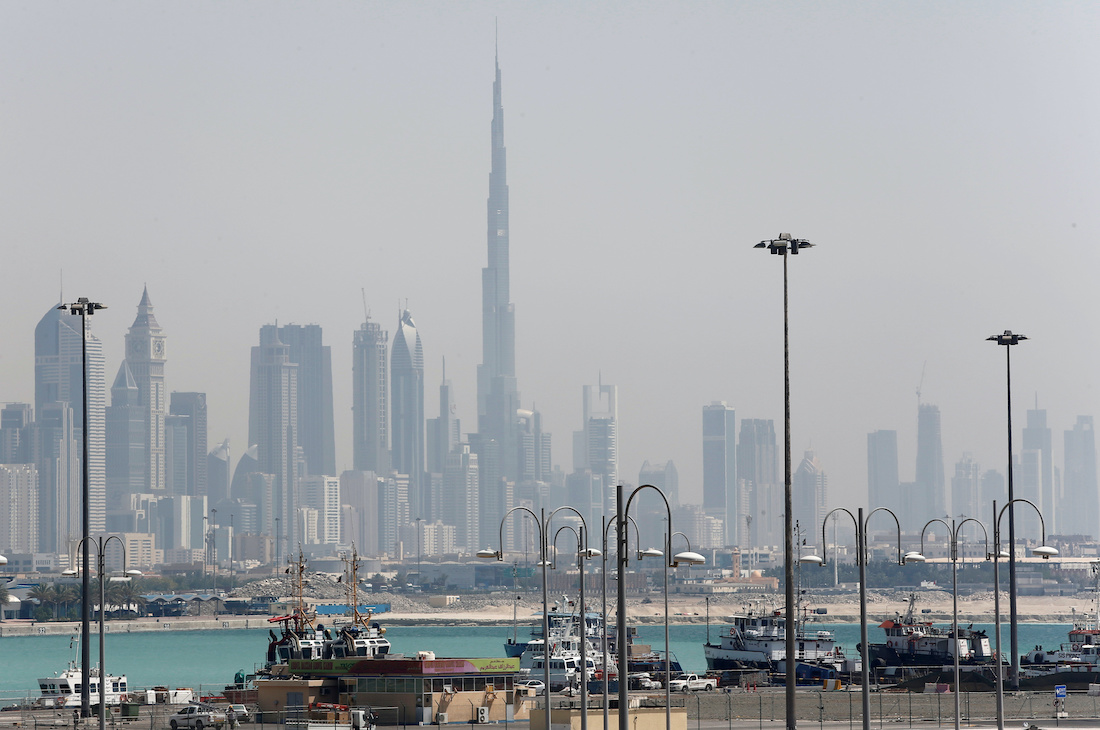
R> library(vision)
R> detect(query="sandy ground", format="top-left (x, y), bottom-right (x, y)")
top-left (378, 591), bottom-right (1098, 625)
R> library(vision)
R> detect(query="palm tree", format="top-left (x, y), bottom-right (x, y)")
top-left (27, 584), bottom-right (57, 620)
top-left (113, 581), bottom-right (146, 617)
top-left (0, 581), bottom-right (10, 621)
top-left (56, 584), bottom-right (80, 621)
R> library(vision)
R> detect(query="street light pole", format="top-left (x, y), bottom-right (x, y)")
top-left (70, 535), bottom-right (140, 730)
top-left (59, 297), bottom-right (106, 719)
top-left (990, 498), bottom-right (1059, 730)
top-left (755, 233), bottom-right (813, 730)
top-left (988, 330), bottom-right (1026, 689)
top-left (804, 507), bottom-right (906, 730)
top-left (913, 517), bottom-right (990, 730)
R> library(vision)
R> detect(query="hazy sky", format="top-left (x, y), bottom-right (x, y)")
top-left (2, 2), bottom-right (1098, 519)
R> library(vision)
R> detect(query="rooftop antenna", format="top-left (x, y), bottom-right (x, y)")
top-left (59, 269), bottom-right (64, 304)
top-left (361, 288), bottom-right (370, 322)
top-left (916, 361), bottom-right (926, 406)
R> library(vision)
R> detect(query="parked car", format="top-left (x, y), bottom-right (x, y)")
top-left (169, 704), bottom-right (227, 730)
top-left (516, 679), bottom-right (545, 695)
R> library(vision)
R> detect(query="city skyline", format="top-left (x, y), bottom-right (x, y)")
top-left (1, 4), bottom-right (1098, 516)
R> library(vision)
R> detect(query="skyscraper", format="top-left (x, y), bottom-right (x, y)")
top-left (1063, 416), bottom-right (1098, 538)
top-left (352, 315), bottom-right (389, 474)
top-left (391, 309), bottom-right (425, 519)
top-left (35, 301), bottom-right (106, 536)
top-left (477, 47), bottom-right (521, 486)
top-left (867, 430), bottom-right (900, 514)
top-left (738, 419), bottom-right (778, 548)
top-left (124, 287), bottom-right (167, 493)
top-left (572, 382), bottom-right (618, 526)
top-left (1022, 407), bottom-right (1053, 528)
top-left (169, 392), bottom-right (208, 496)
top-left (248, 327), bottom-right (299, 544)
top-left (105, 361), bottom-right (145, 507)
top-left (263, 324), bottom-right (335, 477)
top-left (915, 403), bottom-right (945, 526)
top-left (951, 453), bottom-right (982, 517)
top-left (792, 451), bottom-right (827, 540)
top-left (702, 402), bottom-right (736, 545)
top-left (426, 361), bottom-right (459, 476)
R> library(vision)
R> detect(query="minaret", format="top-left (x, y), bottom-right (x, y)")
top-left (476, 44), bottom-right (521, 483)
top-left (124, 286), bottom-right (167, 492)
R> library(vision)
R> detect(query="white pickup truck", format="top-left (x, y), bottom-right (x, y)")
top-left (666, 673), bottom-right (718, 692)
top-left (168, 705), bottom-right (227, 730)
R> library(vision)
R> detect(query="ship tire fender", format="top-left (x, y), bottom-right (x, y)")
top-left (1073, 643), bottom-right (1082, 652)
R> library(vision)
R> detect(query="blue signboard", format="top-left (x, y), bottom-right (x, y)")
top-left (1055, 685), bottom-right (1067, 698)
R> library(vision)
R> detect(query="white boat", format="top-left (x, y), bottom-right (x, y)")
top-left (37, 661), bottom-right (128, 708)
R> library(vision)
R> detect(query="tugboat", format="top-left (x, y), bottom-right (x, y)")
top-left (703, 604), bottom-right (854, 684)
top-left (871, 594), bottom-right (994, 667)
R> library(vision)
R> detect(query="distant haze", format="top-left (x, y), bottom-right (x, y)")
top-left (1, 3), bottom-right (1097, 517)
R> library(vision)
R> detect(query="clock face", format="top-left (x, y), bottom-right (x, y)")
top-left (128, 338), bottom-right (144, 357)
top-left (153, 339), bottom-right (165, 358)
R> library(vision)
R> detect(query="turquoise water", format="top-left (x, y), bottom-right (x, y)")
top-left (0, 623), bottom-right (1073, 700)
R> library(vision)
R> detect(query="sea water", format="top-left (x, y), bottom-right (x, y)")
top-left (0, 623), bottom-right (1072, 700)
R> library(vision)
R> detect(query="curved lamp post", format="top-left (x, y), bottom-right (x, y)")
top-left (989, 498), bottom-right (1058, 730)
top-left (479, 505), bottom-right (594, 730)
top-left (551, 525), bottom-right (601, 730)
top-left (66, 536), bottom-right (141, 730)
top-left (801, 507), bottom-right (907, 730)
top-left (755, 233), bottom-right (813, 730)
top-left (908, 517), bottom-right (989, 730)
top-left (639, 531), bottom-right (705, 730)
top-left (600, 515), bottom-right (642, 730)
top-left (616, 484), bottom-right (701, 730)
top-left (58, 297), bottom-right (106, 718)
top-left (988, 329), bottom-right (1026, 689)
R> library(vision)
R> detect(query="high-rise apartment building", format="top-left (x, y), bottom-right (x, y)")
top-left (35, 302), bottom-right (106, 537)
top-left (300, 475), bottom-right (340, 545)
top-left (263, 324), bottom-right (335, 477)
top-left (123, 287), bottom-right (167, 493)
top-left (248, 327), bottom-right (299, 544)
top-left (867, 430), bottom-right (900, 514)
top-left (702, 402), bottom-right (736, 545)
top-left (914, 404), bottom-right (946, 527)
top-left (391, 309), bottom-right (425, 520)
top-left (0, 463), bottom-right (38, 554)
top-left (1063, 416), bottom-right (1098, 538)
top-left (169, 392), bottom-right (208, 496)
top-left (738, 419), bottom-right (778, 548)
top-left (31, 402), bottom-right (79, 554)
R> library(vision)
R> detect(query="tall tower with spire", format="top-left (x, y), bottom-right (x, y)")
top-left (124, 287), bottom-right (167, 492)
top-left (476, 44), bottom-right (521, 484)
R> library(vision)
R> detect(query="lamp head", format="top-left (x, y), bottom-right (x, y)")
top-left (987, 330), bottom-right (1027, 346)
top-left (581, 548), bottom-right (602, 559)
top-left (61, 568), bottom-right (77, 576)
top-left (0, 554), bottom-right (7, 566)
top-left (638, 548), bottom-right (663, 560)
top-left (1032, 545), bottom-right (1059, 560)
top-left (672, 551), bottom-right (706, 567)
top-left (903, 552), bottom-right (927, 564)
top-left (126, 569), bottom-right (143, 577)
top-left (476, 548), bottom-right (501, 561)
top-left (800, 554), bottom-right (825, 567)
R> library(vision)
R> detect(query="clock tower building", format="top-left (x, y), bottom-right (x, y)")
top-left (124, 286), bottom-right (167, 493)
